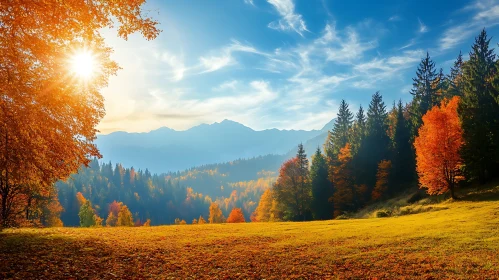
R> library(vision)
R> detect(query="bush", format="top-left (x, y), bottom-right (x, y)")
top-left (375, 210), bottom-right (391, 218)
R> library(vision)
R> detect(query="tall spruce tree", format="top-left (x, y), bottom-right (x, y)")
top-left (350, 106), bottom-right (367, 155)
top-left (409, 52), bottom-right (439, 136)
top-left (392, 100), bottom-right (415, 190)
top-left (296, 143), bottom-right (312, 220)
top-left (310, 147), bottom-right (332, 220)
top-left (447, 51), bottom-right (465, 98)
top-left (327, 100), bottom-right (354, 156)
top-left (458, 29), bottom-right (499, 183)
top-left (357, 92), bottom-right (391, 191)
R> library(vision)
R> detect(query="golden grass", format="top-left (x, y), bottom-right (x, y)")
top-left (1, 186), bottom-right (499, 279)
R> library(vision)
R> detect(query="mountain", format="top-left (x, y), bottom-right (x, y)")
top-left (95, 119), bottom-right (327, 173)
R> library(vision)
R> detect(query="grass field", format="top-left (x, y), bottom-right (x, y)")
top-left (1, 185), bottom-right (499, 279)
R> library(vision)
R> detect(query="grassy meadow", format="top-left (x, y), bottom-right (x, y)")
top-left (1, 184), bottom-right (499, 279)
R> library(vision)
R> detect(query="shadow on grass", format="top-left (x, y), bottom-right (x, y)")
top-left (458, 180), bottom-right (499, 202)
top-left (0, 231), bottom-right (116, 279)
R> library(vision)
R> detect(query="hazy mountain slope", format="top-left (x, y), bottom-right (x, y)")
top-left (95, 119), bottom-right (324, 173)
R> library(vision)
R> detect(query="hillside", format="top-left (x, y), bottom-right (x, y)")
top-left (3, 184), bottom-right (499, 279)
top-left (95, 119), bottom-right (329, 173)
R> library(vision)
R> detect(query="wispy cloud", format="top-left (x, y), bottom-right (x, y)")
top-left (160, 52), bottom-right (186, 82)
top-left (267, 0), bottom-right (309, 36)
top-left (198, 40), bottom-right (267, 73)
top-left (243, 0), bottom-right (255, 6)
top-left (388, 15), bottom-right (402, 22)
top-left (325, 26), bottom-right (377, 64)
top-left (352, 49), bottom-right (424, 88)
top-left (440, 0), bottom-right (499, 50)
top-left (213, 80), bottom-right (239, 91)
top-left (418, 18), bottom-right (428, 33)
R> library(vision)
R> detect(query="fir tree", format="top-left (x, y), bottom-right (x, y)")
top-left (350, 105), bottom-right (366, 155)
top-left (447, 51), bottom-right (464, 98)
top-left (410, 52), bottom-right (439, 136)
top-left (327, 100), bottom-right (354, 157)
top-left (392, 100), bottom-right (415, 190)
top-left (296, 144), bottom-right (311, 221)
top-left (310, 147), bottom-right (332, 220)
top-left (356, 92), bottom-right (391, 192)
top-left (458, 29), bottom-right (499, 183)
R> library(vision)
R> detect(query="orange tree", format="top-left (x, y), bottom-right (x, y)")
top-left (414, 97), bottom-right (464, 199)
top-left (226, 208), bottom-right (245, 223)
top-left (0, 1), bottom-right (160, 227)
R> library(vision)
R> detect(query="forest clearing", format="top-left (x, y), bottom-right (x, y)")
top-left (2, 184), bottom-right (498, 279)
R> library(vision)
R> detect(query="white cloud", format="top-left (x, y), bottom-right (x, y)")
top-left (243, 0), bottom-right (255, 6)
top-left (160, 52), bottom-right (185, 81)
top-left (388, 15), bottom-right (402, 22)
top-left (267, 0), bottom-right (308, 36)
top-left (440, 0), bottom-right (499, 50)
top-left (213, 80), bottom-right (239, 91)
top-left (198, 40), bottom-right (267, 73)
top-left (325, 27), bottom-right (377, 64)
top-left (418, 18), bottom-right (428, 33)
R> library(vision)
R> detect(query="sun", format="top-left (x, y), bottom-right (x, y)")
top-left (70, 50), bottom-right (95, 79)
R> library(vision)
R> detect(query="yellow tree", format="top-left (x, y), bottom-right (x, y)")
top-left (0, 1), bottom-right (159, 227)
top-left (117, 205), bottom-right (134, 227)
top-left (414, 97), bottom-right (464, 198)
top-left (208, 203), bottom-right (225, 223)
top-left (252, 189), bottom-right (273, 222)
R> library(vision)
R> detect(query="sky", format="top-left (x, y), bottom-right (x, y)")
top-left (98, 0), bottom-right (499, 134)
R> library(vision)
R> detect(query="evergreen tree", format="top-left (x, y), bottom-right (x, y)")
top-left (296, 144), bottom-right (312, 221)
top-left (447, 51), bottom-right (465, 98)
top-left (356, 92), bottom-right (391, 192)
top-left (350, 106), bottom-right (366, 155)
top-left (327, 100), bottom-right (354, 157)
top-left (409, 52), bottom-right (439, 136)
top-left (458, 29), bottom-right (499, 183)
top-left (310, 148), bottom-right (332, 220)
top-left (392, 100), bottom-right (415, 190)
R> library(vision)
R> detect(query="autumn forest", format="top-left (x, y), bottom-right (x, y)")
top-left (1, 0), bottom-right (499, 278)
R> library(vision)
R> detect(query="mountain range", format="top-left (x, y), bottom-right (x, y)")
top-left (95, 119), bottom-right (335, 174)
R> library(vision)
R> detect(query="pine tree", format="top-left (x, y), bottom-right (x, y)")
top-left (327, 100), bottom-right (354, 157)
top-left (310, 148), bottom-right (332, 220)
top-left (410, 52), bottom-right (439, 136)
top-left (332, 144), bottom-right (355, 217)
top-left (296, 144), bottom-right (311, 221)
top-left (392, 100), bottom-right (415, 190)
top-left (350, 106), bottom-right (366, 155)
top-left (356, 92), bottom-right (391, 193)
top-left (447, 51), bottom-right (465, 98)
top-left (458, 29), bottom-right (499, 183)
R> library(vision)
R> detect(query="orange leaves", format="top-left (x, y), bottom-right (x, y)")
top-left (414, 97), bottom-right (464, 197)
top-left (76, 192), bottom-right (87, 206)
top-left (226, 208), bottom-right (246, 223)
top-left (372, 160), bottom-right (392, 201)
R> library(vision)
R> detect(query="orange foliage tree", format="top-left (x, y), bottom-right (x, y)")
top-left (372, 160), bottom-right (392, 201)
top-left (332, 143), bottom-right (356, 217)
top-left (226, 208), bottom-right (246, 223)
top-left (0, 1), bottom-right (159, 227)
top-left (414, 97), bottom-right (464, 198)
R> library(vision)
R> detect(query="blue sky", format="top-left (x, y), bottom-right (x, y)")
top-left (98, 0), bottom-right (499, 134)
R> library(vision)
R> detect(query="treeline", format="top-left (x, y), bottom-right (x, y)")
top-left (57, 159), bottom-right (275, 226)
top-left (252, 29), bottom-right (499, 221)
